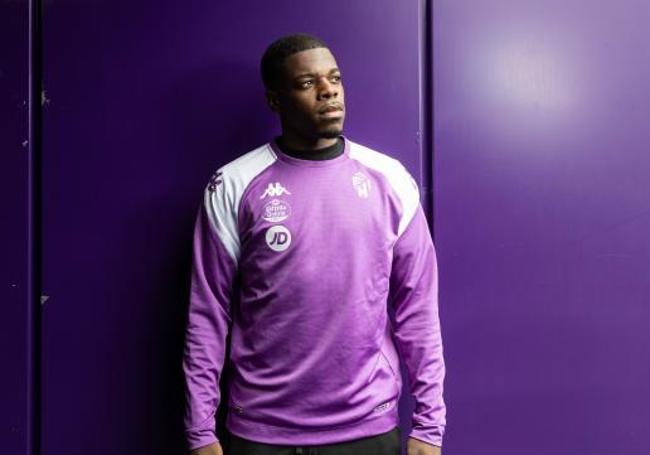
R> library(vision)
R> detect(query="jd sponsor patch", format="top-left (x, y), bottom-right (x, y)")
top-left (265, 225), bottom-right (291, 252)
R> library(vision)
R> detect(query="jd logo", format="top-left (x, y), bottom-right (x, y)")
top-left (260, 182), bottom-right (291, 199)
top-left (265, 225), bottom-right (292, 252)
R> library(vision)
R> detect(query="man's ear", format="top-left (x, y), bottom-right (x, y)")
top-left (265, 90), bottom-right (281, 112)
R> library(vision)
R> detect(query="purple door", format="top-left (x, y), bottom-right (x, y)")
top-left (40, 1), bottom-right (425, 454)
top-left (433, 1), bottom-right (650, 454)
top-left (1, 1), bottom-right (29, 454)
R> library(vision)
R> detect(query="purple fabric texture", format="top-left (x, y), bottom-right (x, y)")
top-left (182, 136), bottom-right (446, 450)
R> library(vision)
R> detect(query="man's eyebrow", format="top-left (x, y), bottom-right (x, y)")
top-left (294, 68), bottom-right (341, 79)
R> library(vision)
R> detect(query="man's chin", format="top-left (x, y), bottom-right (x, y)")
top-left (317, 126), bottom-right (344, 139)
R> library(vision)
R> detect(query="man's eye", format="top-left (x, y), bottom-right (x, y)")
top-left (300, 80), bottom-right (314, 88)
top-left (331, 75), bottom-right (341, 83)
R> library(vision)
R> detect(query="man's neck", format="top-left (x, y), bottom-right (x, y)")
top-left (276, 135), bottom-right (344, 161)
top-left (279, 130), bottom-right (338, 151)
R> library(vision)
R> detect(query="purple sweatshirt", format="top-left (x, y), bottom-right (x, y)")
top-left (182, 135), bottom-right (446, 450)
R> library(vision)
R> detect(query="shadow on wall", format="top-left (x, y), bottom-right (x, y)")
top-left (162, 58), bottom-right (277, 183)
top-left (125, 59), bottom-right (276, 453)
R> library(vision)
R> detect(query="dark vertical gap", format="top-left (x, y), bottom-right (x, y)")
top-left (420, 0), bottom-right (435, 241)
top-left (27, 0), bottom-right (42, 455)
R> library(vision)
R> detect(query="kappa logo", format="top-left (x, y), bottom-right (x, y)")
top-left (207, 171), bottom-right (223, 192)
top-left (352, 172), bottom-right (371, 198)
top-left (265, 225), bottom-right (292, 252)
top-left (261, 182), bottom-right (291, 199)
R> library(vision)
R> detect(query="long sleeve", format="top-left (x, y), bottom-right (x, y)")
top-left (182, 178), bottom-right (239, 450)
top-left (389, 203), bottom-right (447, 447)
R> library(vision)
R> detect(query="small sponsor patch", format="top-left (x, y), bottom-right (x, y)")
top-left (265, 225), bottom-right (291, 252)
top-left (374, 401), bottom-right (392, 413)
top-left (262, 199), bottom-right (291, 222)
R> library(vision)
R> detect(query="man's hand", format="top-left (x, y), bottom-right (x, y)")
top-left (190, 441), bottom-right (223, 455)
top-left (407, 437), bottom-right (441, 455)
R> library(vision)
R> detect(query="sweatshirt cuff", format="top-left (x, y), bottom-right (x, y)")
top-left (408, 425), bottom-right (444, 448)
top-left (187, 428), bottom-right (219, 451)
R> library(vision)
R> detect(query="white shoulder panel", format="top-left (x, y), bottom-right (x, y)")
top-left (348, 141), bottom-right (420, 237)
top-left (204, 144), bottom-right (278, 264)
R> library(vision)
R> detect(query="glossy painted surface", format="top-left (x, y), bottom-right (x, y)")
top-left (41, 1), bottom-right (423, 453)
top-left (8, 1), bottom-right (646, 454)
top-left (433, 1), bottom-right (650, 454)
top-left (1, 1), bottom-right (28, 453)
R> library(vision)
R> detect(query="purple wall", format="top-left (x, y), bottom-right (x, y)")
top-left (5, 1), bottom-right (649, 454)
top-left (40, 1), bottom-right (423, 453)
top-left (433, 1), bottom-right (650, 454)
top-left (1, 1), bottom-right (28, 453)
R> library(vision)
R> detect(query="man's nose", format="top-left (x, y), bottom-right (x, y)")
top-left (316, 78), bottom-right (338, 99)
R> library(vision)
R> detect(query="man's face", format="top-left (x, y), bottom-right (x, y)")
top-left (269, 47), bottom-right (345, 140)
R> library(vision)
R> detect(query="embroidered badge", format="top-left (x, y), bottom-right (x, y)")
top-left (352, 172), bottom-right (371, 198)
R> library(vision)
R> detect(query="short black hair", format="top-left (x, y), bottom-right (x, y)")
top-left (261, 33), bottom-right (329, 90)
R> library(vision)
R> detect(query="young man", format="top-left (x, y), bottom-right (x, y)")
top-left (183, 34), bottom-right (446, 455)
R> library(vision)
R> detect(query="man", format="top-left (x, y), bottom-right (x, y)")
top-left (183, 33), bottom-right (446, 455)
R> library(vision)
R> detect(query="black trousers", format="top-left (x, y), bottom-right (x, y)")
top-left (223, 426), bottom-right (401, 455)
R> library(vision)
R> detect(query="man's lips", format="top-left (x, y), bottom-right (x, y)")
top-left (318, 105), bottom-right (344, 120)
top-left (319, 104), bottom-right (344, 114)
top-left (319, 110), bottom-right (344, 119)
